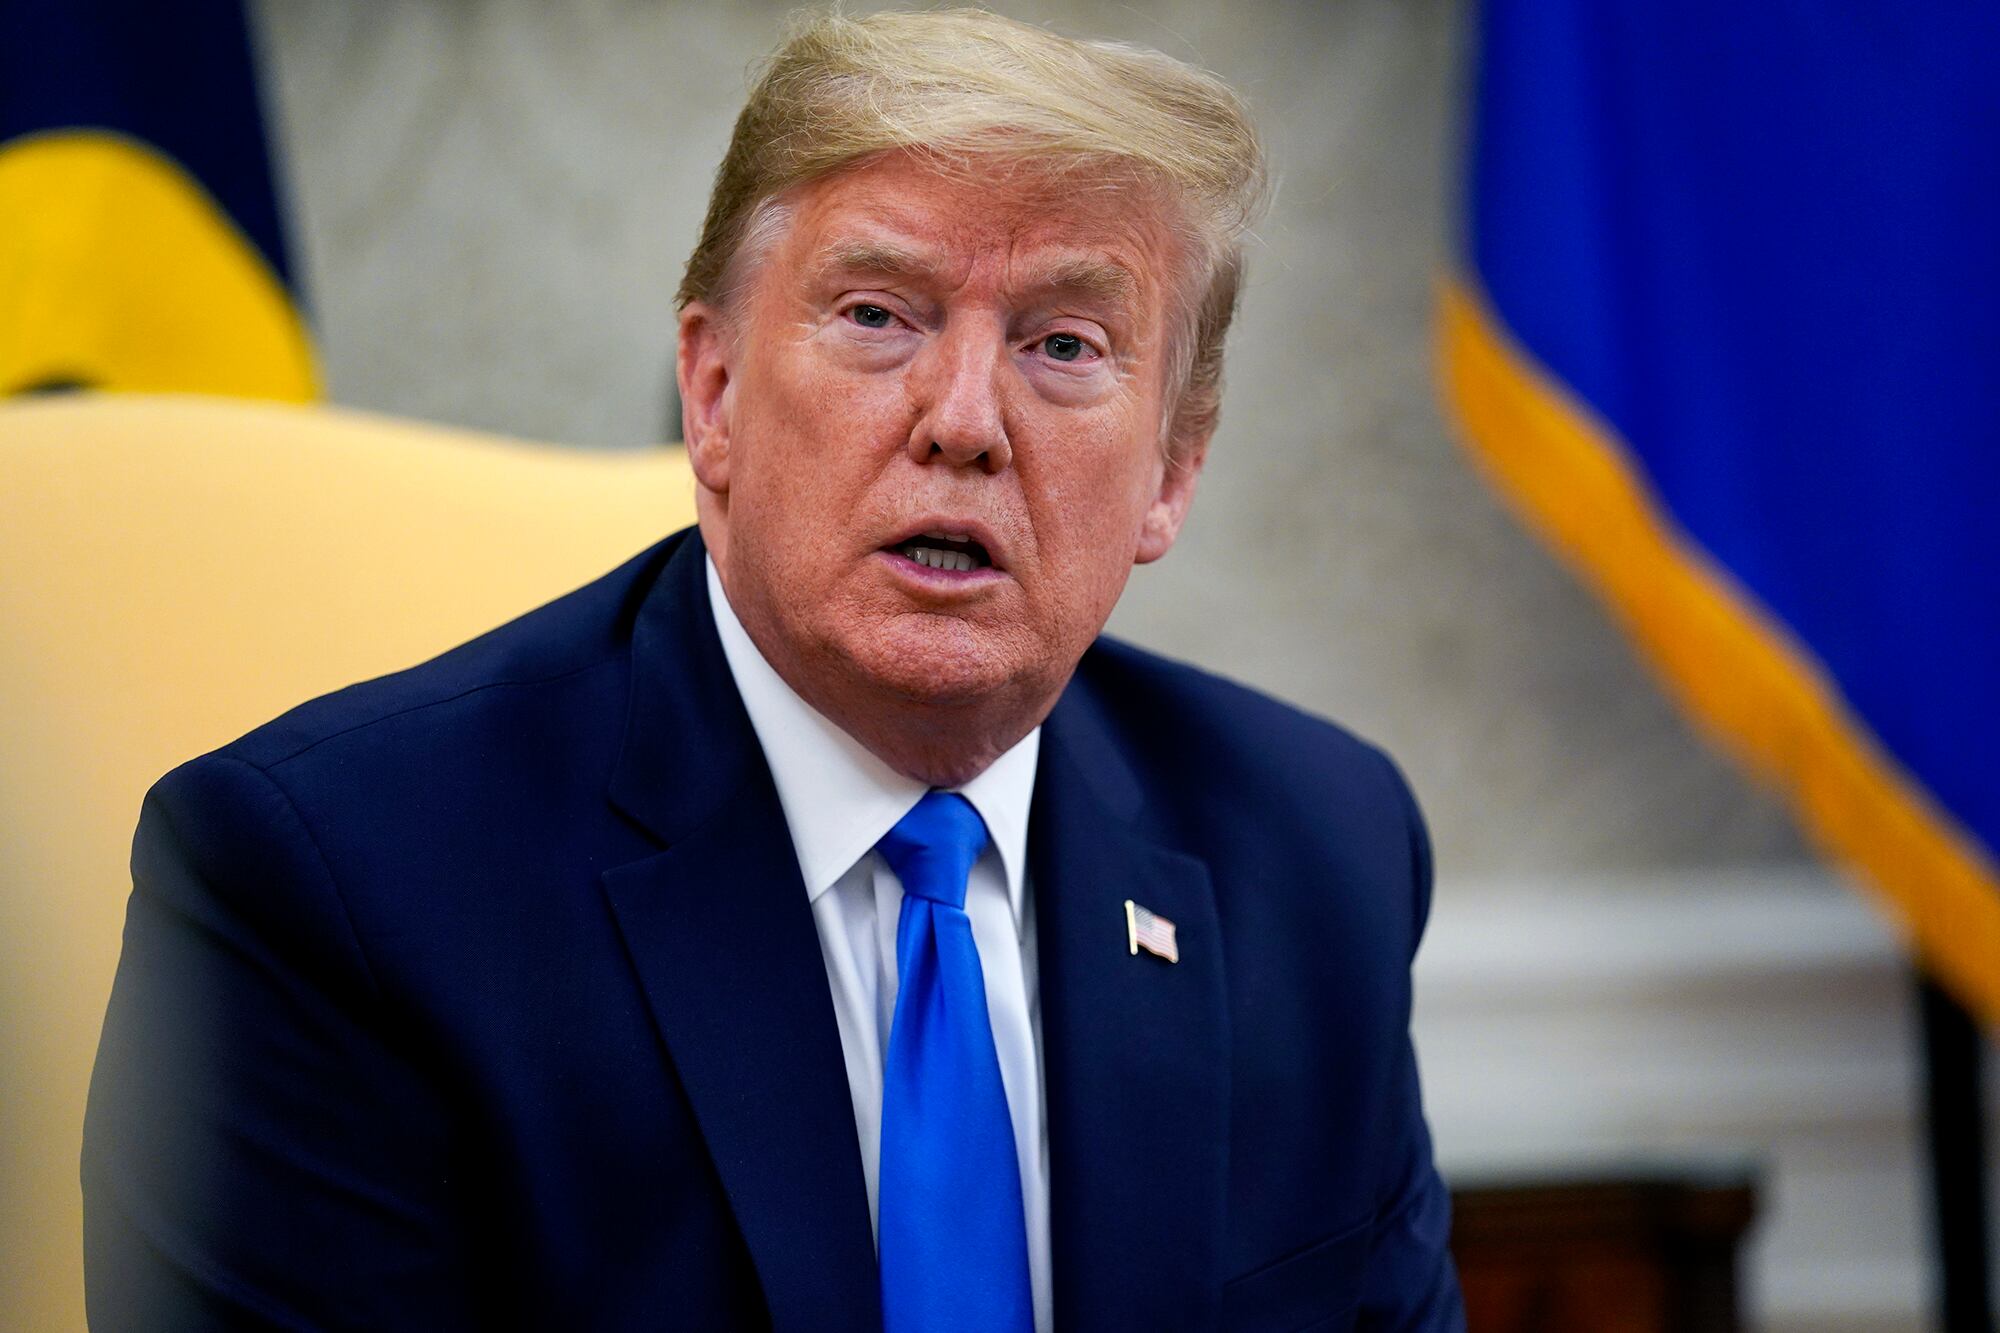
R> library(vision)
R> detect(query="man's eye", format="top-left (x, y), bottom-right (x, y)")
top-left (1042, 332), bottom-right (1090, 362)
top-left (849, 304), bottom-right (894, 329)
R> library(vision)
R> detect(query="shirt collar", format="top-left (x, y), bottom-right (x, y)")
top-left (706, 555), bottom-right (1039, 925)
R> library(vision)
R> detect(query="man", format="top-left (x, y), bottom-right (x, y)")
top-left (84, 10), bottom-right (1461, 1331)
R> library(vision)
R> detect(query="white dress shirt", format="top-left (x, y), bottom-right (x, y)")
top-left (705, 557), bottom-right (1052, 1332)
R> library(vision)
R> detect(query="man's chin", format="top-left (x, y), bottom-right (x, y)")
top-left (838, 621), bottom-right (1043, 712)
top-left (863, 653), bottom-right (1022, 711)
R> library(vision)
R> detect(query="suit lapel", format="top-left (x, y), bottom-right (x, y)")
top-left (600, 532), bottom-right (880, 1333)
top-left (1033, 684), bottom-right (1231, 1329)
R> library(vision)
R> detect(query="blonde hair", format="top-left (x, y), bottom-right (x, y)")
top-left (677, 7), bottom-right (1269, 458)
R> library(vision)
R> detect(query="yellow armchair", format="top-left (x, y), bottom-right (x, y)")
top-left (0, 394), bottom-right (696, 1329)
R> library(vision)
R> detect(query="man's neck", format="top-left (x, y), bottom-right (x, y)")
top-left (705, 564), bottom-right (1057, 789)
top-left (756, 639), bottom-right (1052, 789)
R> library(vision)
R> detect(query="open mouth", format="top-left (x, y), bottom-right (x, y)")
top-left (887, 530), bottom-right (994, 573)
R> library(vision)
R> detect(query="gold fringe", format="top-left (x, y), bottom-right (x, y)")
top-left (1436, 274), bottom-right (2000, 1028)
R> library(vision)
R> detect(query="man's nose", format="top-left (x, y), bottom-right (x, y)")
top-left (907, 326), bottom-right (1013, 473)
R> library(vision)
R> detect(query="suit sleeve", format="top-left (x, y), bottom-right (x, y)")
top-left (1357, 753), bottom-right (1466, 1333)
top-left (83, 752), bottom-right (480, 1330)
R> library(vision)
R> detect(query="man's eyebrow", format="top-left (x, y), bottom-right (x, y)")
top-left (813, 240), bottom-right (943, 283)
top-left (1021, 254), bottom-right (1137, 309)
top-left (812, 241), bottom-right (1138, 309)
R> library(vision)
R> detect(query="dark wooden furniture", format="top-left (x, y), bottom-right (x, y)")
top-left (1449, 1165), bottom-right (1760, 1333)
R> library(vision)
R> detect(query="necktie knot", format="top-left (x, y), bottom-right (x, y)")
top-left (875, 791), bottom-right (988, 910)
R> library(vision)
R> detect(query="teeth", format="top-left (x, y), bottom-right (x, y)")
top-left (899, 544), bottom-right (974, 572)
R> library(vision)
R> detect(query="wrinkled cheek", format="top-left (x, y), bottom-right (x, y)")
top-left (1047, 461), bottom-right (1156, 561)
top-left (787, 371), bottom-right (859, 426)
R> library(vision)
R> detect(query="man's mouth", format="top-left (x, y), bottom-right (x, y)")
top-left (888, 531), bottom-right (994, 573)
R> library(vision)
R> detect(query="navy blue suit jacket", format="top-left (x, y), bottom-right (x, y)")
top-left (84, 527), bottom-right (1461, 1331)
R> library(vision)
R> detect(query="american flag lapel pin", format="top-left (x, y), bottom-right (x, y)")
top-left (1124, 899), bottom-right (1180, 964)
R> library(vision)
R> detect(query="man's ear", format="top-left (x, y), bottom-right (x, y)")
top-left (1135, 434), bottom-right (1209, 564)
top-left (677, 302), bottom-right (735, 495)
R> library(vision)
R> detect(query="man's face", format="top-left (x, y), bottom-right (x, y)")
top-left (680, 151), bottom-right (1204, 723)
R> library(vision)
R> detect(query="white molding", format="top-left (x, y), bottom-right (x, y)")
top-left (1416, 865), bottom-right (1903, 997)
top-left (1411, 864), bottom-right (1958, 1327)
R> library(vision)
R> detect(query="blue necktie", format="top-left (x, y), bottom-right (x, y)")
top-left (876, 791), bottom-right (1033, 1333)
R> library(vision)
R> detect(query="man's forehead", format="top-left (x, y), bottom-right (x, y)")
top-left (779, 151), bottom-right (1174, 286)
